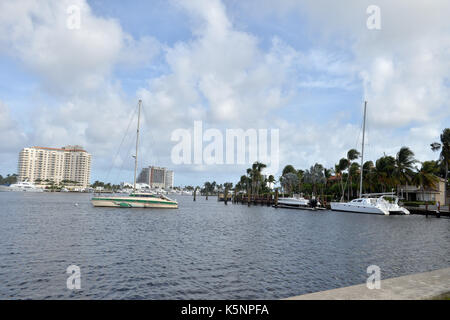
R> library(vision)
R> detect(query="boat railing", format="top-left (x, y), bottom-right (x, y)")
top-left (362, 192), bottom-right (396, 197)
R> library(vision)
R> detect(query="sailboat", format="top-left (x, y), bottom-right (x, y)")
top-left (91, 100), bottom-right (178, 209)
top-left (330, 101), bottom-right (409, 215)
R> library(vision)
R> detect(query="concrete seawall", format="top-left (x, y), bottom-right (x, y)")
top-left (286, 267), bottom-right (450, 300)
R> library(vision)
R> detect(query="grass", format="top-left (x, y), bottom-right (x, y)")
top-left (429, 292), bottom-right (450, 300)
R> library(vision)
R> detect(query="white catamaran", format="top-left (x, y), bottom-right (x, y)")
top-left (91, 100), bottom-right (178, 209)
top-left (330, 101), bottom-right (409, 215)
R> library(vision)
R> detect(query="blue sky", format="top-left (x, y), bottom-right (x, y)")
top-left (0, 0), bottom-right (449, 186)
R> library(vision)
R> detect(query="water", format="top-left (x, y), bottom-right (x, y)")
top-left (0, 192), bottom-right (449, 299)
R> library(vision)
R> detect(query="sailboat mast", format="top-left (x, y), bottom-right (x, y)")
top-left (359, 101), bottom-right (367, 197)
top-left (133, 100), bottom-right (142, 191)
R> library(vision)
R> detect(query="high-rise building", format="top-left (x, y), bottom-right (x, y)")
top-left (164, 169), bottom-right (174, 189)
top-left (18, 145), bottom-right (92, 188)
top-left (137, 166), bottom-right (174, 189)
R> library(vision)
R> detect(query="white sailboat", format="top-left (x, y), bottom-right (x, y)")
top-left (91, 100), bottom-right (178, 209)
top-left (330, 101), bottom-right (409, 215)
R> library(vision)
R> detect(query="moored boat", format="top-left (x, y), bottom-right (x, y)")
top-left (90, 100), bottom-right (178, 209)
top-left (276, 195), bottom-right (322, 209)
top-left (329, 101), bottom-right (409, 216)
top-left (331, 194), bottom-right (409, 215)
top-left (0, 181), bottom-right (44, 192)
top-left (91, 192), bottom-right (178, 208)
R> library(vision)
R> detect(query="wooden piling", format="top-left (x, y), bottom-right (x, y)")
top-left (275, 189), bottom-right (279, 207)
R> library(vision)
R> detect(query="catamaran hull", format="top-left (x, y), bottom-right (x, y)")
top-left (91, 198), bottom-right (178, 209)
top-left (330, 202), bottom-right (409, 215)
top-left (330, 202), bottom-right (388, 215)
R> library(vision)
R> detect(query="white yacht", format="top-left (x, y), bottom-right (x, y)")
top-left (331, 194), bottom-right (410, 215)
top-left (276, 195), bottom-right (321, 208)
top-left (277, 197), bottom-right (310, 208)
top-left (0, 181), bottom-right (44, 192)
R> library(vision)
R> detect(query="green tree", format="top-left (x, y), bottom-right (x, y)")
top-left (431, 128), bottom-right (450, 204)
top-left (362, 161), bottom-right (375, 194)
top-left (345, 149), bottom-right (360, 200)
top-left (412, 161), bottom-right (440, 202)
top-left (280, 172), bottom-right (298, 196)
top-left (375, 156), bottom-right (396, 192)
top-left (394, 147), bottom-right (417, 197)
top-left (336, 158), bottom-right (349, 200)
top-left (303, 163), bottom-right (326, 196)
top-left (282, 165), bottom-right (296, 176)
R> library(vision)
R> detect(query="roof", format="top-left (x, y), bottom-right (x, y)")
top-left (29, 146), bottom-right (87, 152)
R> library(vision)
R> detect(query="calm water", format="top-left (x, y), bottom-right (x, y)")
top-left (0, 192), bottom-right (449, 299)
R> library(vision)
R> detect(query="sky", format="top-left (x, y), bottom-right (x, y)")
top-left (0, 0), bottom-right (449, 187)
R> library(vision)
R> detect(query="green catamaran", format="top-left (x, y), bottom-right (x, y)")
top-left (91, 100), bottom-right (178, 209)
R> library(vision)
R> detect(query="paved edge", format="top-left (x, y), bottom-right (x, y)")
top-left (285, 267), bottom-right (450, 300)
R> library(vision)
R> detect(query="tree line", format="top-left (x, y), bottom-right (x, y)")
top-left (205, 128), bottom-right (449, 204)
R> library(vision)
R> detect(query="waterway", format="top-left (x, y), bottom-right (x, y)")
top-left (0, 192), bottom-right (449, 299)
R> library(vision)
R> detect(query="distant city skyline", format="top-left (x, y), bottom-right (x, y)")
top-left (0, 0), bottom-right (449, 186)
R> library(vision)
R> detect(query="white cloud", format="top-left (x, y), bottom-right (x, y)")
top-left (0, 101), bottom-right (26, 152)
top-left (0, 101), bottom-right (27, 173)
top-left (0, 0), bottom-right (159, 95)
top-left (0, 0), bottom-right (448, 183)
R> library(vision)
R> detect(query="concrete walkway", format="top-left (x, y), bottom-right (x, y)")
top-left (286, 267), bottom-right (450, 300)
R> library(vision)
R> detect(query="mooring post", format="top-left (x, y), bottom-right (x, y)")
top-left (193, 187), bottom-right (197, 201)
top-left (275, 189), bottom-right (279, 207)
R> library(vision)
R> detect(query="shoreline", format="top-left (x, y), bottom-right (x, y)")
top-left (286, 267), bottom-right (450, 300)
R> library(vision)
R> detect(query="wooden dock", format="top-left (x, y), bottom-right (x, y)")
top-left (404, 204), bottom-right (450, 217)
top-left (232, 194), bottom-right (275, 206)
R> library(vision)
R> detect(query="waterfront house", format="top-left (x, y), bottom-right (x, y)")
top-left (399, 177), bottom-right (446, 204)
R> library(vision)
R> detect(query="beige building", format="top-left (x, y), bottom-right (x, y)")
top-left (399, 177), bottom-right (446, 204)
top-left (18, 145), bottom-right (92, 188)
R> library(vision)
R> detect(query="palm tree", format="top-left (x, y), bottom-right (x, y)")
top-left (204, 181), bottom-right (211, 199)
top-left (375, 156), bottom-right (396, 192)
top-left (267, 174), bottom-right (276, 192)
top-left (254, 162), bottom-right (267, 195)
top-left (345, 149), bottom-right (360, 200)
top-left (348, 162), bottom-right (360, 199)
top-left (362, 161), bottom-right (375, 194)
top-left (431, 128), bottom-right (450, 205)
top-left (336, 158), bottom-right (349, 200)
top-left (412, 161), bottom-right (440, 202)
top-left (394, 147), bottom-right (417, 197)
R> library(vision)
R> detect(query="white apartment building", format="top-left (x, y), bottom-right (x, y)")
top-left (18, 145), bottom-right (92, 188)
